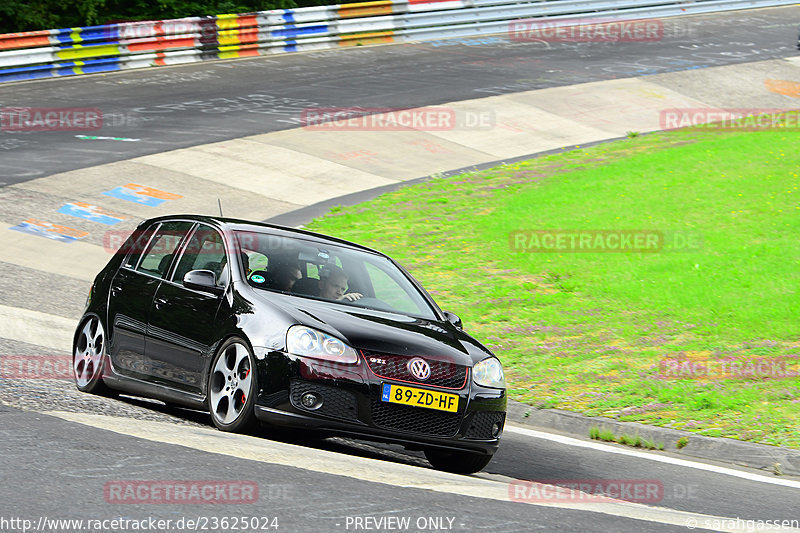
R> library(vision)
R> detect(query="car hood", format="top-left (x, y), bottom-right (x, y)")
top-left (259, 292), bottom-right (482, 366)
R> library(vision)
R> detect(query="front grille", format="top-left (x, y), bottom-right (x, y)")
top-left (370, 400), bottom-right (463, 437)
top-left (465, 411), bottom-right (506, 440)
top-left (290, 381), bottom-right (359, 422)
top-left (363, 352), bottom-right (468, 389)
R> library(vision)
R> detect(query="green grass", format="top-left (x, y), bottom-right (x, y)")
top-left (583, 426), bottom-right (666, 449)
top-left (307, 127), bottom-right (800, 448)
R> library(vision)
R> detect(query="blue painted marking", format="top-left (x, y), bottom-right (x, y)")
top-left (9, 222), bottom-right (81, 243)
top-left (272, 25), bottom-right (328, 39)
top-left (0, 63), bottom-right (53, 74)
top-left (53, 25), bottom-right (115, 44)
top-left (57, 41), bottom-right (120, 52)
top-left (0, 67), bottom-right (54, 83)
top-left (58, 203), bottom-right (125, 226)
top-left (381, 384), bottom-right (391, 402)
top-left (102, 26), bottom-right (121, 41)
top-left (79, 25), bottom-right (115, 42)
top-left (103, 186), bottom-right (166, 207)
top-left (50, 57), bottom-right (121, 77)
top-left (53, 29), bottom-right (76, 44)
top-left (52, 57), bottom-right (118, 68)
top-left (81, 62), bottom-right (121, 74)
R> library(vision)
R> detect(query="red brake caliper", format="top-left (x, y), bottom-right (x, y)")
top-left (240, 369), bottom-right (250, 403)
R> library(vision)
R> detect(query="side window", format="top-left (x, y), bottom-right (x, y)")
top-left (243, 250), bottom-right (268, 278)
top-left (122, 225), bottom-right (156, 269)
top-left (364, 262), bottom-right (420, 314)
top-left (173, 225), bottom-right (228, 286)
top-left (135, 221), bottom-right (193, 279)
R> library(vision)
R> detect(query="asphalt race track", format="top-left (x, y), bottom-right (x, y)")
top-left (1, 6), bottom-right (800, 533)
top-left (1, 8), bottom-right (798, 183)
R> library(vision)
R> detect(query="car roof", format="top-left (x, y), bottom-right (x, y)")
top-left (139, 214), bottom-right (385, 257)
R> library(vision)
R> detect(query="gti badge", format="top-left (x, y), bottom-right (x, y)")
top-left (407, 357), bottom-right (431, 381)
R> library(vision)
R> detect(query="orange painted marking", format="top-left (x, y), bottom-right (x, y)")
top-left (765, 79), bottom-right (800, 98)
top-left (124, 184), bottom-right (183, 200)
top-left (237, 15), bottom-right (258, 28)
top-left (127, 36), bottom-right (196, 52)
top-left (70, 201), bottom-right (128, 220)
top-left (338, 31), bottom-right (395, 47)
top-left (338, 1), bottom-right (394, 18)
top-left (0, 33), bottom-right (51, 50)
top-left (23, 218), bottom-right (89, 239)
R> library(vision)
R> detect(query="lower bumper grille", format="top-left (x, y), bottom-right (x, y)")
top-left (370, 400), bottom-right (462, 438)
top-left (290, 381), bottom-right (359, 422)
top-left (465, 411), bottom-right (506, 440)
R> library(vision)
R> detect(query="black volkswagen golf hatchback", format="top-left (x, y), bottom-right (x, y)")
top-left (73, 215), bottom-right (506, 473)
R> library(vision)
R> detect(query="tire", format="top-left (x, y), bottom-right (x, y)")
top-left (207, 337), bottom-right (258, 432)
top-left (73, 316), bottom-right (113, 395)
top-left (424, 448), bottom-right (494, 474)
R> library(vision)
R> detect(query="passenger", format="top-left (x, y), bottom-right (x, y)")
top-left (319, 265), bottom-right (362, 302)
top-left (268, 262), bottom-right (302, 292)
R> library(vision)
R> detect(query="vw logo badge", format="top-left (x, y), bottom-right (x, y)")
top-left (408, 357), bottom-right (431, 381)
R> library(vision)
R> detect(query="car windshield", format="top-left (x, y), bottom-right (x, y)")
top-left (234, 230), bottom-right (438, 320)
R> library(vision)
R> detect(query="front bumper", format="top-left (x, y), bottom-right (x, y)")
top-left (252, 348), bottom-right (506, 455)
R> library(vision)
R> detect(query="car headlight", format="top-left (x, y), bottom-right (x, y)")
top-left (286, 325), bottom-right (358, 364)
top-left (473, 357), bottom-right (505, 388)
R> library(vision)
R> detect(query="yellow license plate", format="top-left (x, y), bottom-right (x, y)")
top-left (381, 383), bottom-right (459, 413)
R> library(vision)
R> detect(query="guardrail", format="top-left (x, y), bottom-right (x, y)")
top-left (0, 0), bottom-right (797, 83)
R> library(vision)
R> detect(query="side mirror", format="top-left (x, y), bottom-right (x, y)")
top-left (443, 311), bottom-right (462, 329)
top-left (183, 270), bottom-right (224, 295)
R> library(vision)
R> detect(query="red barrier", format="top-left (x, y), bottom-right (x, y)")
top-left (0, 30), bottom-right (52, 51)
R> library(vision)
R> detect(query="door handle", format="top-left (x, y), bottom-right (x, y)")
top-left (154, 297), bottom-right (167, 309)
top-left (110, 285), bottom-right (122, 296)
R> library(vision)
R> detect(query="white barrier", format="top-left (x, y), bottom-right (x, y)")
top-left (0, 0), bottom-right (796, 83)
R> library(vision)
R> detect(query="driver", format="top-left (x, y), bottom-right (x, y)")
top-left (319, 265), bottom-right (362, 302)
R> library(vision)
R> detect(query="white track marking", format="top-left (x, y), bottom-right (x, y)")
top-left (44, 411), bottom-right (789, 533)
top-left (505, 425), bottom-right (800, 489)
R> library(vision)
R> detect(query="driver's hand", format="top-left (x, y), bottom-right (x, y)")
top-left (341, 292), bottom-right (363, 302)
